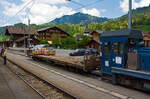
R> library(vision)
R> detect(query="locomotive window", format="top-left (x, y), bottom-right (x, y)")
top-left (113, 42), bottom-right (123, 55)
top-left (104, 42), bottom-right (111, 55)
top-left (114, 42), bottom-right (119, 54)
top-left (119, 43), bottom-right (124, 54)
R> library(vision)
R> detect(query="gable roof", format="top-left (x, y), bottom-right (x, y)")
top-left (37, 27), bottom-right (50, 32)
top-left (101, 29), bottom-right (143, 39)
top-left (6, 26), bottom-right (36, 35)
top-left (37, 26), bottom-right (70, 36)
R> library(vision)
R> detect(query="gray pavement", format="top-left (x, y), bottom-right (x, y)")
top-left (0, 58), bottom-right (43, 99)
top-left (55, 49), bottom-right (75, 56)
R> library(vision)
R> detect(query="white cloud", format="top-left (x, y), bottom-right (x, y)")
top-left (120, 0), bottom-right (150, 13)
top-left (1, 0), bottom-right (75, 25)
top-left (82, 8), bottom-right (106, 17)
top-left (1, 23), bottom-right (13, 27)
top-left (22, 0), bottom-right (67, 5)
top-left (22, 5), bottom-right (75, 24)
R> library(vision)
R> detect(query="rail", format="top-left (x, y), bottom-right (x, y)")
top-left (5, 58), bottom-right (78, 99)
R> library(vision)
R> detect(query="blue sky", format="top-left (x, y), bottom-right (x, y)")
top-left (0, 0), bottom-right (150, 26)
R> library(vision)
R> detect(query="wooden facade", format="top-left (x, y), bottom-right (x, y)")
top-left (142, 31), bottom-right (150, 47)
top-left (37, 26), bottom-right (69, 40)
top-left (5, 26), bottom-right (39, 47)
top-left (86, 40), bottom-right (101, 52)
top-left (90, 30), bottom-right (103, 41)
top-left (86, 30), bottom-right (103, 52)
top-left (15, 36), bottom-right (39, 47)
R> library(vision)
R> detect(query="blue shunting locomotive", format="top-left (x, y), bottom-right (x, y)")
top-left (100, 29), bottom-right (150, 90)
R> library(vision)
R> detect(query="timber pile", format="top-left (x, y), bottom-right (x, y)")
top-left (33, 55), bottom-right (100, 72)
top-left (35, 55), bottom-right (84, 67)
top-left (33, 54), bottom-right (100, 72)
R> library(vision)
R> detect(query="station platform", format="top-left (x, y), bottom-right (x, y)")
top-left (0, 63), bottom-right (16, 99)
top-left (0, 59), bottom-right (42, 99)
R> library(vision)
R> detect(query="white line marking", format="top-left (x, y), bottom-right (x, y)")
top-left (25, 60), bottom-right (130, 99)
top-left (8, 53), bottom-right (131, 99)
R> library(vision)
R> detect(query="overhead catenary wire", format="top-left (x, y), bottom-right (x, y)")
top-left (4, 0), bottom-right (34, 26)
top-left (47, 0), bottom-right (105, 25)
top-left (23, 0), bottom-right (36, 48)
top-left (66, 0), bottom-right (85, 7)
top-left (25, 0), bottom-right (36, 19)
top-left (3, 0), bottom-right (105, 26)
top-left (74, 0), bottom-right (105, 11)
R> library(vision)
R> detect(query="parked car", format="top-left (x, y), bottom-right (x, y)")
top-left (69, 49), bottom-right (86, 56)
top-left (86, 48), bottom-right (99, 55)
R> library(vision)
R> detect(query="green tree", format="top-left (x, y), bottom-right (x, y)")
top-left (40, 39), bottom-right (48, 44)
top-left (77, 35), bottom-right (92, 48)
top-left (51, 33), bottom-right (62, 48)
top-left (61, 36), bottom-right (76, 49)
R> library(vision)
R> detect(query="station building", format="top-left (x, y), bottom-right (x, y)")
top-left (37, 26), bottom-right (70, 40)
top-left (5, 26), bottom-right (39, 47)
top-left (86, 30), bottom-right (103, 52)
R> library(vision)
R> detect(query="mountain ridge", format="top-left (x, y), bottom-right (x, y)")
top-left (48, 12), bottom-right (108, 24)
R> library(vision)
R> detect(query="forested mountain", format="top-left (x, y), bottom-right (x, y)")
top-left (118, 5), bottom-right (150, 20)
top-left (133, 5), bottom-right (150, 15)
top-left (109, 5), bottom-right (150, 32)
top-left (48, 12), bottom-right (108, 24)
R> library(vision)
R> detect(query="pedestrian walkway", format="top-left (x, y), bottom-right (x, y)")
top-left (0, 62), bottom-right (16, 99)
top-left (0, 59), bottom-right (42, 99)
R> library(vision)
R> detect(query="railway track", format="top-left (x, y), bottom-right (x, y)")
top-left (7, 50), bottom-right (131, 99)
top-left (7, 49), bottom-right (27, 56)
top-left (7, 50), bottom-right (103, 81)
top-left (3, 57), bottom-right (77, 99)
top-left (7, 49), bottom-right (150, 99)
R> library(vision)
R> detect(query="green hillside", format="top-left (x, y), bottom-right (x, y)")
top-left (115, 5), bottom-right (150, 32)
top-left (33, 5), bottom-right (150, 33)
top-left (48, 12), bottom-right (108, 24)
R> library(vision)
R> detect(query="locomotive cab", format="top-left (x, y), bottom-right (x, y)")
top-left (100, 29), bottom-right (143, 74)
top-left (100, 29), bottom-right (150, 91)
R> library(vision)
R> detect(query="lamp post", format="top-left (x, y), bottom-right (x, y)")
top-left (128, 0), bottom-right (132, 29)
top-left (24, 25), bottom-right (26, 48)
top-left (28, 19), bottom-right (31, 48)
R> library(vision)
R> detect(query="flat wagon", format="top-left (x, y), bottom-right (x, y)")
top-left (32, 54), bottom-right (100, 72)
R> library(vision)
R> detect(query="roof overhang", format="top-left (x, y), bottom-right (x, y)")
top-left (101, 29), bottom-right (143, 40)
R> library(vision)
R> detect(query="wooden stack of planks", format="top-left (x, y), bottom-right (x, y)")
top-left (32, 55), bottom-right (100, 72)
